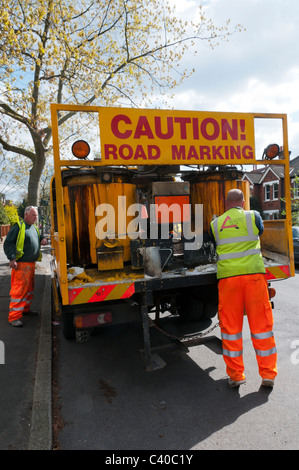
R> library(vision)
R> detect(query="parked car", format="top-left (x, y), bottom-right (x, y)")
top-left (292, 226), bottom-right (299, 264)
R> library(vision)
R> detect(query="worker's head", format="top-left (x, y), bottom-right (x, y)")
top-left (24, 206), bottom-right (38, 225)
top-left (225, 189), bottom-right (244, 210)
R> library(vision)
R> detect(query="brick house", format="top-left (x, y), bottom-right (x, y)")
top-left (242, 156), bottom-right (299, 220)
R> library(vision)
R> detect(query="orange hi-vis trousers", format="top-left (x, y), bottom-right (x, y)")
top-left (8, 262), bottom-right (35, 322)
top-left (218, 273), bottom-right (277, 382)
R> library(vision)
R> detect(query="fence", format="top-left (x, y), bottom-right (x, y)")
top-left (0, 225), bottom-right (11, 242)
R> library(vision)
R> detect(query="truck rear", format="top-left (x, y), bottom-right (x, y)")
top-left (50, 105), bottom-right (295, 370)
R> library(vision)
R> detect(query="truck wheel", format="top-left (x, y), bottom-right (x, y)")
top-left (177, 285), bottom-right (218, 322)
top-left (178, 295), bottom-right (204, 321)
top-left (201, 302), bottom-right (218, 320)
top-left (62, 311), bottom-right (75, 340)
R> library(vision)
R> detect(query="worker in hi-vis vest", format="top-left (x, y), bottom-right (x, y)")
top-left (4, 206), bottom-right (48, 327)
top-left (211, 189), bottom-right (277, 388)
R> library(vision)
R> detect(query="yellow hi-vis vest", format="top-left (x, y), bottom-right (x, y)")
top-left (211, 208), bottom-right (265, 279)
top-left (16, 221), bottom-right (42, 261)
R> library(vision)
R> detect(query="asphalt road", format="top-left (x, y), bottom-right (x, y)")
top-left (1, 237), bottom-right (298, 452)
top-left (53, 267), bottom-right (299, 451)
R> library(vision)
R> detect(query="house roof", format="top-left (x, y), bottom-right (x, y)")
top-left (259, 166), bottom-right (283, 184)
top-left (243, 171), bottom-right (264, 184)
top-left (242, 156), bottom-right (299, 183)
top-left (290, 155), bottom-right (299, 177)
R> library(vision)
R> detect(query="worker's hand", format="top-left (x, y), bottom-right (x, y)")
top-left (9, 260), bottom-right (17, 270)
top-left (40, 238), bottom-right (48, 246)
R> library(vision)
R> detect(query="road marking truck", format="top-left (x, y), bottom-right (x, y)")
top-left (50, 104), bottom-right (295, 370)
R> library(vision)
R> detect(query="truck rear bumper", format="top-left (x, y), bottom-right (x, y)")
top-left (67, 262), bottom-right (291, 306)
top-left (68, 268), bottom-right (218, 306)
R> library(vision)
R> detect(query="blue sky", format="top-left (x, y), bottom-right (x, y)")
top-left (2, 0), bottom-right (299, 201)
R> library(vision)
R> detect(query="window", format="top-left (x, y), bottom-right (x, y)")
top-left (265, 185), bottom-right (271, 201)
top-left (264, 210), bottom-right (279, 220)
top-left (263, 180), bottom-right (279, 201)
top-left (294, 180), bottom-right (299, 198)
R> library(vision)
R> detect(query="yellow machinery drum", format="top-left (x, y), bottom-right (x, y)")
top-left (190, 171), bottom-right (250, 233)
top-left (62, 172), bottom-right (137, 269)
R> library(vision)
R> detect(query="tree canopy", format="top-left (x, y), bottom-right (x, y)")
top-left (0, 0), bottom-right (243, 205)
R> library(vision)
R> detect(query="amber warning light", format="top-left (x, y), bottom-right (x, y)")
top-left (72, 140), bottom-right (91, 159)
top-left (262, 143), bottom-right (280, 160)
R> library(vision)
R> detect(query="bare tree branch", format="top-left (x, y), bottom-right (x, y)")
top-left (0, 136), bottom-right (35, 161)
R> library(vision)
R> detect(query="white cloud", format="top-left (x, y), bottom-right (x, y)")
top-left (172, 0), bottom-right (197, 13)
top-left (160, 0), bottom-right (299, 157)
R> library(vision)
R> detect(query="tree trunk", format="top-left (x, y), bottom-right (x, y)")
top-left (27, 149), bottom-right (46, 206)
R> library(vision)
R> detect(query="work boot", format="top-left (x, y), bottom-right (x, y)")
top-left (261, 378), bottom-right (274, 388)
top-left (228, 378), bottom-right (246, 388)
top-left (10, 319), bottom-right (23, 327)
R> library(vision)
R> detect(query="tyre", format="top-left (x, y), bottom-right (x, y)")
top-left (62, 310), bottom-right (75, 340)
top-left (177, 285), bottom-right (218, 322)
top-left (201, 301), bottom-right (218, 320)
top-left (177, 294), bottom-right (204, 321)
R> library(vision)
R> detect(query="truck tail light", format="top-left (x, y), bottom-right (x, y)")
top-left (268, 287), bottom-right (276, 299)
top-left (74, 312), bottom-right (112, 329)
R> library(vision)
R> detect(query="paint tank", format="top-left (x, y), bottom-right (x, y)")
top-left (62, 172), bottom-right (137, 268)
top-left (189, 170), bottom-right (250, 233)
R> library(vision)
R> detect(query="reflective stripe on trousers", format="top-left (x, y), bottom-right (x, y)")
top-left (251, 330), bottom-right (277, 357)
top-left (218, 274), bottom-right (277, 382)
top-left (9, 262), bottom-right (35, 322)
top-left (222, 331), bottom-right (243, 358)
